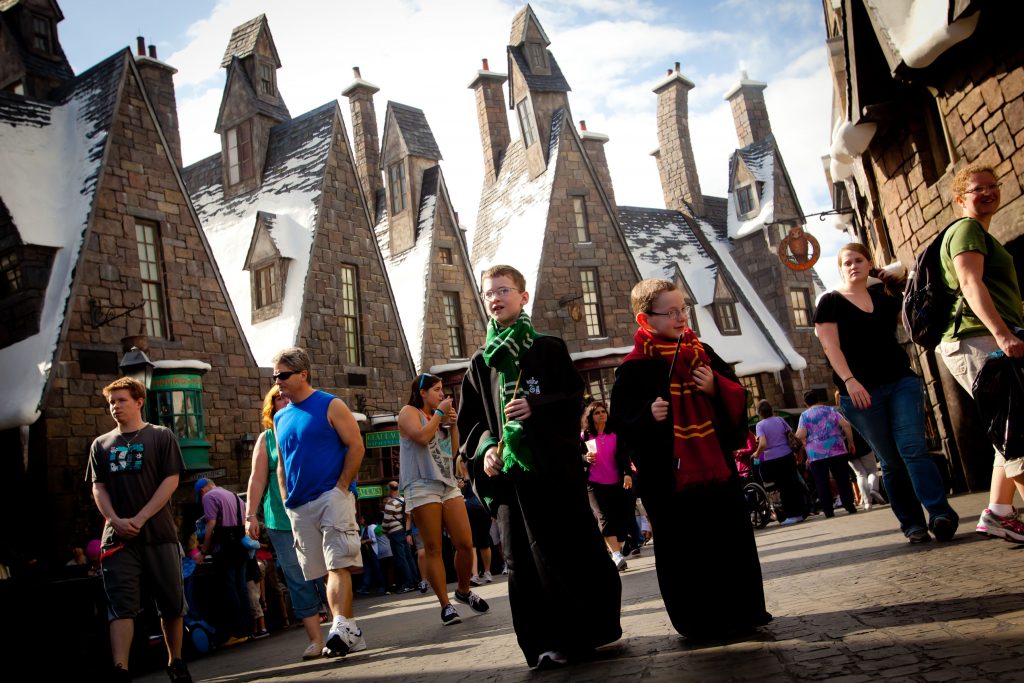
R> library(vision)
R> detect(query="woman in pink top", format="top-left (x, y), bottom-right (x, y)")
top-left (581, 402), bottom-right (633, 571)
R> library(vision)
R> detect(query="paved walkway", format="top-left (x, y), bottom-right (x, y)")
top-left (141, 492), bottom-right (1024, 682)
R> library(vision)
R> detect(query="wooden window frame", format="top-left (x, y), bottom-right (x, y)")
top-left (438, 247), bottom-right (453, 265)
top-left (790, 288), bottom-right (813, 328)
top-left (339, 265), bottom-right (361, 365)
top-left (736, 184), bottom-right (755, 215)
top-left (227, 120), bottom-right (254, 185)
top-left (573, 196), bottom-right (590, 242)
top-left (259, 62), bottom-right (276, 96)
top-left (517, 99), bottom-right (537, 147)
top-left (714, 301), bottom-right (740, 335)
top-left (135, 219), bottom-right (168, 339)
top-left (580, 269), bottom-right (604, 337)
top-left (388, 161), bottom-right (407, 215)
top-left (441, 292), bottom-right (465, 359)
top-left (254, 262), bottom-right (280, 310)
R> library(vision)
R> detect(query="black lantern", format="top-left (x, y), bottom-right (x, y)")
top-left (120, 346), bottom-right (156, 389)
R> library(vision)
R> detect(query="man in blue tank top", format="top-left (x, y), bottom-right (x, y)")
top-left (272, 347), bottom-right (367, 659)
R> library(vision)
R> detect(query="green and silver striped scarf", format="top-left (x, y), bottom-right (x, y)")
top-left (482, 311), bottom-right (539, 473)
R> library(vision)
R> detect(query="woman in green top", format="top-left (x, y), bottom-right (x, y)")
top-left (245, 385), bottom-right (328, 660)
top-left (936, 162), bottom-right (1024, 543)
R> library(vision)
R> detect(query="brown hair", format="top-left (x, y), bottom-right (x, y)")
top-left (102, 377), bottom-right (147, 401)
top-left (630, 278), bottom-right (677, 316)
top-left (481, 264), bottom-right (526, 291)
top-left (953, 162), bottom-right (997, 197)
top-left (836, 242), bottom-right (872, 271)
top-left (271, 347), bottom-right (311, 375)
top-left (407, 373), bottom-right (442, 408)
top-left (580, 401), bottom-right (609, 437)
top-left (261, 385), bottom-right (285, 430)
top-left (755, 399), bottom-right (774, 419)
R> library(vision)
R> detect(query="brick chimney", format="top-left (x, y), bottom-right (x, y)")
top-left (341, 67), bottom-right (381, 215)
top-left (578, 120), bottom-right (616, 208)
top-left (134, 37), bottom-right (182, 168)
top-left (653, 63), bottom-right (704, 216)
top-left (468, 58), bottom-right (510, 183)
top-left (724, 70), bottom-right (771, 147)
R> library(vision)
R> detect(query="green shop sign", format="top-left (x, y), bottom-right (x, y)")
top-left (365, 430), bottom-right (400, 449)
top-left (150, 373), bottom-right (204, 391)
top-left (357, 485), bottom-right (384, 499)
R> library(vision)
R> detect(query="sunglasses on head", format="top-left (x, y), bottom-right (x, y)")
top-left (273, 370), bottom-right (300, 381)
top-left (419, 373), bottom-right (437, 389)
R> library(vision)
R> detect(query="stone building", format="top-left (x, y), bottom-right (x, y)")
top-left (470, 5), bottom-right (643, 401)
top-left (821, 0), bottom-right (1024, 490)
top-left (621, 63), bottom-right (834, 410)
top-left (0, 0), bottom-right (264, 567)
top-left (181, 16), bottom-right (417, 509)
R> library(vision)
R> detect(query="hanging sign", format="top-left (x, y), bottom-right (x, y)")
top-left (778, 226), bottom-right (821, 271)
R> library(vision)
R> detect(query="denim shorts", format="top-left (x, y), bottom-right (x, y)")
top-left (404, 478), bottom-right (462, 512)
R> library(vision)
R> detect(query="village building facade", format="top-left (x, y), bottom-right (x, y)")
top-left (821, 0), bottom-right (1024, 491)
top-left (0, 0), bottom-right (264, 571)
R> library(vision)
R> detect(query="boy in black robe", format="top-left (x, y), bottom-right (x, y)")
top-left (458, 265), bottom-right (621, 669)
top-left (611, 278), bottom-right (771, 641)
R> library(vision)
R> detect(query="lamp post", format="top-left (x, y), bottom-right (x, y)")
top-left (119, 346), bottom-right (156, 389)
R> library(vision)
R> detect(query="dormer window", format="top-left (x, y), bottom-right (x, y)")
top-left (0, 251), bottom-right (22, 296)
top-left (714, 302), bottom-right (740, 335)
top-left (528, 43), bottom-right (547, 70)
top-left (737, 184), bottom-right (755, 215)
top-left (254, 263), bottom-right (281, 310)
top-left (388, 161), bottom-right (407, 215)
top-left (227, 120), bottom-right (254, 185)
top-left (31, 14), bottom-right (53, 53)
top-left (259, 62), bottom-right (276, 96)
top-left (516, 99), bottom-right (537, 147)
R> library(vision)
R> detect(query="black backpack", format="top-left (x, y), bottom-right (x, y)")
top-left (902, 219), bottom-right (990, 348)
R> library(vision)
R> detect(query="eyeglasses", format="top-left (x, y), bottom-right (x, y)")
top-left (963, 183), bottom-right (1001, 195)
top-left (419, 373), bottom-right (437, 389)
top-left (272, 370), bottom-right (299, 381)
top-left (647, 306), bottom-right (689, 320)
top-left (481, 287), bottom-right (521, 301)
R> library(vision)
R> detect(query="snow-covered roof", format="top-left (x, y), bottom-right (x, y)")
top-left (727, 136), bottom-right (775, 239)
top-left (182, 102), bottom-right (336, 367)
top-left (374, 166), bottom-right (439, 374)
top-left (863, 0), bottom-right (980, 71)
top-left (618, 203), bottom-right (806, 375)
top-left (0, 51), bottom-right (124, 429)
top-left (471, 109), bottom-right (564, 313)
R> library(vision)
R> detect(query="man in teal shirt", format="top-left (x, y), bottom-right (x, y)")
top-left (937, 162), bottom-right (1024, 543)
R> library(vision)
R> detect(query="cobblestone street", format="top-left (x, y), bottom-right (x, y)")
top-left (140, 492), bottom-right (1024, 682)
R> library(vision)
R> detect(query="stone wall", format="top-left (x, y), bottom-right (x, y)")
top-left (45, 64), bottom-right (264, 555)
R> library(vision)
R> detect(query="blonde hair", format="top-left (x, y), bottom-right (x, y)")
top-left (630, 278), bottom-right (677, 316)
top-left (261, 385), bottom-right (283, 430)
top-left (953, 163), bottom-right (996, 197)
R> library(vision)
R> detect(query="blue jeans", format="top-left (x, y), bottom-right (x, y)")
top-left (388, 530), bottom-right (417, 588)
top-left (840, 375), bottom-right (958, 536)
top-left (267, 527), bottom-right (326, 620)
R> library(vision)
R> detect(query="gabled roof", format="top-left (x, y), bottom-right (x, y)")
top-left (220, 14), bottom-right (281, 68)
top-left (508, 4), bottom-right (550, 47)
top-left (0, 49), bottom-right (125, 428)
top-left (508, 46), bottom-right (571, 94)
top-left (381, 101), bottom-right (441, 162)
top-left (215, 56), bottom-right (290, 131)
top-left (471, 108), bottom-right (565, 310)
top-left (618, 204), bottom-right (806, 375)
top-left (0, 2), bottom-right (74, 87)
top-left (183, 102), bottom-right (335, 366)
top-left (727, 135), bottom-right (776, 239)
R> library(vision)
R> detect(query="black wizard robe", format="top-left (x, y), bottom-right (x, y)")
top-left (610, 342), bottom-right (771, 641)
top-left (458, 335), bottom-right (622, 666)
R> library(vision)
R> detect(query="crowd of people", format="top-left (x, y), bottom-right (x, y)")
top-left (81, 163), bottom-right (1023, 680)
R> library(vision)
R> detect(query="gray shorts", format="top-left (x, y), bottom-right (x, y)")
top-left (100, 542), bottom-right (186, 622)
top-left (404, 478), bottom-right (462, 512)
top-left (938, 334), bottom-right (1024, 479)
top-left (286, 487), bottom-right (362, 580)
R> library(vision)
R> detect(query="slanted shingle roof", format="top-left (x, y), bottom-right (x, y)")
top-left (220, 14), bottom-right (280, 67)
top-left (220, 57), bottom-right (290, 124)
top-left (0, 7), bottom-right (74, 87)
top-left (0, 50), bottom-right (126, 428)
top-left (385, 102), bottom-right (442, 161)
top-left (508, 4), bottom-right (550, 46)
top-left (508, 46), bottom-right (571, 93)
top-left (182, 102), bottom-right (335, 365)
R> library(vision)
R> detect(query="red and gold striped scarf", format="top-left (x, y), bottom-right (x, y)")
top-left (624, 326), bottom-right (735, 490)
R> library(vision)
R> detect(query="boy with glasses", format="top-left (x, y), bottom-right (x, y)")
top-left (272, 347), bottom-right (367, 658)
top-left (458, 265), bottom-right (621, 670)
top-left (611, 278), bottom-right (771, 642)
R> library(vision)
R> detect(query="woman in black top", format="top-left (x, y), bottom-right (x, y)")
top-left (814, 242), bottom-right (958, 543)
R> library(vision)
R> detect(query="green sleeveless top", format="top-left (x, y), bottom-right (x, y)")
top-left (263, 429), bottom-right (290, 531)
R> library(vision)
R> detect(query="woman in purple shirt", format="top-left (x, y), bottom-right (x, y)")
top-left (752, 400), bottom-right (807, 526)
top-left (795, 390), bottom-right (857, 518)
top-left (581, 402), bottom-right (633, 571)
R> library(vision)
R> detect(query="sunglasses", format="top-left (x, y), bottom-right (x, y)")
top-left (419, 373), bottom-right (437, 389)
top-left (273, 370), bottom-right (300, 381)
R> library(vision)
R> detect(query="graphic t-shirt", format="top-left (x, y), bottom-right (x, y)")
top-left (797, 405), bottom-right (848, 463)
top-left (87, 423), bottom-right (184, 548)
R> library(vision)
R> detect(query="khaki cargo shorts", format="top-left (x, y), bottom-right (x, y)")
top-left (286, 487), bottom-right (362, 581)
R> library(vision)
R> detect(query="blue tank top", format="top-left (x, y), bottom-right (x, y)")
top-left (274, 390), bottom-right (356, 508)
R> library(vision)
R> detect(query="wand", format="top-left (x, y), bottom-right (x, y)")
top-left (667, 333), bottom-right (683, 378)
top-left (496, 370), bottom-right (525, 458)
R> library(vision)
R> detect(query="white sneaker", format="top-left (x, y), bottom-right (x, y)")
top-left (470, 574), bottom-right (485, 586)
top-left (501, 563), bottom-right (508, 575)
top-left (482, 571), bottom-right (494, 583)
top-left (324, 620), bottom-right (366, 657)
top-left (533, 650), bottom-right (568, 670)
top-left (302, 641), bottom-right (325, 660)
top-left (612, 552), bottom-right (627, 571)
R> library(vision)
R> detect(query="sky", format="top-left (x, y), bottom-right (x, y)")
top-left (58, 0), bottom-right (850, 289)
